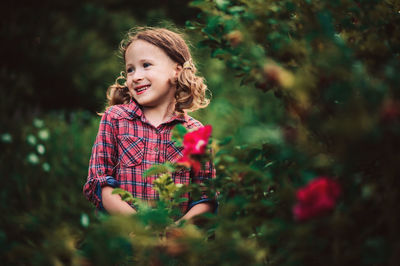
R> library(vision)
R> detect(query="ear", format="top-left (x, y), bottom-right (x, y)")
top-left (174, 63), bottom-right (183, 79)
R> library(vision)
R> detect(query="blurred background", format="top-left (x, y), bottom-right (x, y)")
top-left (1, 0), bottom-right (282, 264)
top-left (2, 0), bottom-right (400, 265)
top-left (1, 0), bottom-right (281, 135)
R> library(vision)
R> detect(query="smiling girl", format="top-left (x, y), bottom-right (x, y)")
top-left (83, 27), bottom-right (215, 222)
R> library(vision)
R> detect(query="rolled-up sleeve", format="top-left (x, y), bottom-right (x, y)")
top-left (83, 111), bottom-right (118, 209)
top-left (188, 157), bottom-right (217, 212)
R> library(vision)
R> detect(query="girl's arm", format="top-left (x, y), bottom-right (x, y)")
top-left (101, 186), bottom-right (137, 215)
top-left (84, 111), bottom-right (136, 214)
top-left (177, 202), bottom-right (213, 222)
top-left (178, 147), bottom-right (217, 222)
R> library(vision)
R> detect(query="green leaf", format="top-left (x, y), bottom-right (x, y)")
top-left (177, 197), bottom-right (189, 203)
top-left (143, 163), bottom-right (176, 178)
top-left (223, 155), bottom-right (237, 163)
top-left (218, 136), bottom-right (233, 146)
top-left (112, 188), bottom-right (134, 202)
top-left (185, 20), bottom-right (198, 30)
top-left (172, 124), bottom-right (188, 146)
top-left (215, 0), bottom-right (230, 11)
top-left (228, 6), bottom-right (246, 15)
top-left (211, 48), bottom-right (232, 60)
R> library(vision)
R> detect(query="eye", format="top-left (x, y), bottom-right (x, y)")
top-left (143, 62), bottom-right (151, 68)
top-left (126, 67), bottom-right (134, 73)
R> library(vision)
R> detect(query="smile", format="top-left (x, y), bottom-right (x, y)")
top-left (134, 85), bottom-right (150, 95)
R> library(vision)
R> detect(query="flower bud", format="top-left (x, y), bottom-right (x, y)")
top-left (380, 99), bottom-right (400, 123)
top-left (293, 177), bottom-right (341, 221)
top-left (263, 63), bottom-right (294, 88)
top-left (225, 30), bottom-right (243, 47)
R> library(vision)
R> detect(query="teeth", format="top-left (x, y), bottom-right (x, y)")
top-left (137, 85), bottom-right (150, 92)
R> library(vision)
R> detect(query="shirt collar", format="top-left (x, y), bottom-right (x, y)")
top-left (127, 99), bottom-right (189, 123)
top-left (166, 111), bottom-right (188, 123)
top-left (127, 99), bottom-right (143, 118)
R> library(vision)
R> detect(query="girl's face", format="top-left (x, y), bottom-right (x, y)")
top-left (125, 40), bottom-right (181, 111)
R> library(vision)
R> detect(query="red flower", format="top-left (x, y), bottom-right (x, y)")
top-left (182, 125), bottom-right (212, 155)
top-left (177, 155), bottom-right (201, 174)
top-left (293, 177), bottom-right (341, 221)
top-left (380, 99), bottom-right (400, 123)
top-left (177, 125), bottom-right (212, 173)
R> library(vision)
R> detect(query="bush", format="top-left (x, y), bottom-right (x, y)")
top-left (2, 0), bottom-right (400, 265)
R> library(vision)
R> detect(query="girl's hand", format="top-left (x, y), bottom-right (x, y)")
top-left (101, 186), bottom-right (137, 215)
top-left (178, 202), bottom-right (213, 222)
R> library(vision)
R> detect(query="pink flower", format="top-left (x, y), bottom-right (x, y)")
top-left (177, 156), bottom-right (201, 173)
top-left (182, 125), bottom-right (212, 155)
top-left (177, 125), bottom-right (212, 173)
top-left (293, 177), bottom-right (341, 221)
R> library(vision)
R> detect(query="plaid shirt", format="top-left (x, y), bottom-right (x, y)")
top-left (83, 100), bottom-right (215, 214)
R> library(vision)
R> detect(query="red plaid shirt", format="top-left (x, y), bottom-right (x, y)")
top-left (83, 100), bottom-right (215, 214)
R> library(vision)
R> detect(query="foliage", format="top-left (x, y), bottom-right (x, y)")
top-left (0, 0), bottom-right (198, 113)
top-left (2, 0), bottom-right (400, 265)
top-left (0, 112), bottom-right (97, 264)
top-left (185, 0), bottom-right (400, 265)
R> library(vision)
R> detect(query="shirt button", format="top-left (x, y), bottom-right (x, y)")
top-left (154, 147), bottom-right (159, 152)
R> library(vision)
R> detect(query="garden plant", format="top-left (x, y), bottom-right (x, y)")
top-left (1, 0), bottom-right (400, 265)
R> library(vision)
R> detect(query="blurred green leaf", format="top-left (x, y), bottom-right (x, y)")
top-left (143, 162), bottom-right (177, 178)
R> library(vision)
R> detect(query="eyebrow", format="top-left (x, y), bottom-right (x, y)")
top-left (126, 59), bottom-right (154, 65)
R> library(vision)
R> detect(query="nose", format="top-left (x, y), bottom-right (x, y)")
top-left (132, 69), bottom-right (144, 83)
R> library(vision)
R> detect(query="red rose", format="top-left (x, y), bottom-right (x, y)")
top-left (177, 125), bottom-right (212, 173)
top-left (293, 177), bottom-right (341, 221)
top-left (177, 155), bottom-right (201, 173)
top-left (380, 99), bottom-right (400, 123)
top-left (182, 125), bottom-right (212, 155)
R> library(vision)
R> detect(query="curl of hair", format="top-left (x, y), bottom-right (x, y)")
top-left (105, 27), bottom-right (211, 114)
top-left (176, 59), bottom-right (210, 113)
top-left (98, 72), bottom-right (130, 115)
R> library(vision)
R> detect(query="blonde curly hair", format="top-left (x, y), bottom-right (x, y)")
top-left (106, 27), bottom-right (210, 113)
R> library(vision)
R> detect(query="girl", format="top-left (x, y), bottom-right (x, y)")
top-left (83, 27), bottom-right (215, 222)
